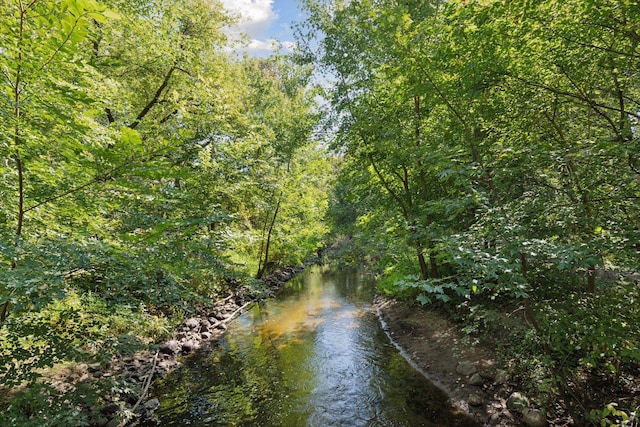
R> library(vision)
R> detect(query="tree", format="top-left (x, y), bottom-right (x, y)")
top-left (0, 0), bottom-right (330, 411)
top-left (0, 0), bottom-right (116, 322)
top-left (195, 56), bottom-right (329, 279)
top-left (300, 0), bottom-right (640, 421)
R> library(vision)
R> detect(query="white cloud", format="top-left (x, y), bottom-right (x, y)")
top-left (281, 40), bottom-right (297, 51)
top-left (221, 0), bottom-right (277, 38)
top-left (247, 39), bottom-right (297, 52)
top-left (221, 0), bottom-right (294, 55)
top-left (247, 38), bottom-right (279, 51)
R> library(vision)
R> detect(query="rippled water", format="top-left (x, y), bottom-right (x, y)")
top-left (148, 266), bottom-right (478, 426)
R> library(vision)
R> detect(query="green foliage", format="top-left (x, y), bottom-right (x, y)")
top-left (589, 403), bottom-right (636, 427)
top-left (534, 282), bottom-right (640, 386)
top-left (0, 0), bottom-right (328, 424)
top-left (303, 0), bottom-right (640, 421)
top-left (0, 307), bottom-right (86, 387)
top-left (0, 291), bottom-right (172, 389)
top-left (377, 261), bottom-right (422, 300)
top-left (0, 383), bottom-right (99, 427)
top-left (493, 278), bottom-right (640, 421)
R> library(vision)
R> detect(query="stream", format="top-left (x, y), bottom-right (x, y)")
top-left (147, 265), bottom-right (479, 426)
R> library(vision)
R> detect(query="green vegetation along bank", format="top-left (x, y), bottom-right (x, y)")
top-left (0, 1), bottom-right (331, 425)
top-left (305, 0), bottom-right (640, 425)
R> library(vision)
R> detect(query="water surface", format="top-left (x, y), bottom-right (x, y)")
top-left (149, 266), bottom-right (478, 426)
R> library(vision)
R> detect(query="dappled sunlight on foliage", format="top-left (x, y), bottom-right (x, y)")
top-left (0, 0), bottom-right (329, 424)
top-left (303, 0), bottom-right (640, 423)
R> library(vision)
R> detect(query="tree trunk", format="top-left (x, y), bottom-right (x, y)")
top-left (256, 196), bottom-right (281, 279)
top-left (429, 252), bottom-right (439, 279)
top-left (519, 253), bottom-right (540, 331)
top-left (416, 247), bottom-right (429, 281)
top-left (586, 265), bottom-right (596, 295)
top-left (16, 155), bottom-right (24, 238)
top-left (0, 303), bottom-right (9, 324)
top-left (3, 6), bottom-right (27, 323)
top-left (414, 96), bottom-right (439, 280)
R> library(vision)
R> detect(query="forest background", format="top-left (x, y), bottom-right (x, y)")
top-left (0, 0), bottom-right (639, 426)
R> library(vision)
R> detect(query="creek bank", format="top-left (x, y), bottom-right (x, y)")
top-left (88, 265), bottom-right (306, 427)
top-left (374, 295), bottom-right (555, 427)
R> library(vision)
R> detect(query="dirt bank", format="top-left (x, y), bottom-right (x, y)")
top-left (374, 296), bottom-right (548, 427)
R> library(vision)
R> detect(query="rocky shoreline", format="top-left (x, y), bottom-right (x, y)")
top-left (88, 265), bottom-right (306, 427)
top-left (374, 296), bottom-right (549, 427)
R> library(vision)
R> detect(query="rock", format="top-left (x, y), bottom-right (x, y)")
top-left (469, 373), bottom-right (484, 386)
top-left (176, 332), bottom-right (188, 341)
top-left (74, 363), bottom-right (89, 375)
top-left (468, 393), bottom-right (483, 406)
top-left (133, 405), bottom-right (147, 416)
top-left (88, 362), bottom-right (102, 373)
top-left (144, 398), bottom-right (160, 411)
top-left (102, 403), bottom-right (120, 416)
top-left (212, 311), bottom-right (225, 321)
top-left (495, 369), bottom-right (509, 385)
top-left (105, 418), bottom-right (121, 427)
top-left (157, 359), bottom-right (176, 372)
top-left (456, 361), bottom-right (477, 376)
top-left (94, 417), bottom-right (109, 427)
top-left (160, 340), bottom-right (181, 355)
top-left (489, 412), bottom-right (501, 424)
top-left (184, 317), bottom-right (200, 330)
top-left (506, 392), bottom-right (529, 413)
top-left (181, 340), bottom-right (199, 353)
top-left (522, 408), bottom-right (547, 427)
top-left (54, 381), bottom-right (73, 393)
top-left (201, 331), bottom-right (212, 340)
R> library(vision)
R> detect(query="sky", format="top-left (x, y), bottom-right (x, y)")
top-left (220, 0), bottom-right (305, 56)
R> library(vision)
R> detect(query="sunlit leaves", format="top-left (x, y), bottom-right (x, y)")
top-left (0, 0), bottom-right (328, 404)
top-left (302, 1), bottom-right (640, 419)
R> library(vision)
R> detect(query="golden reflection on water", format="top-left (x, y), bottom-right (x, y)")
top-left (253, 271), bottom-right (368, 352)
top-left (257, 275), bottom-right (343, 340)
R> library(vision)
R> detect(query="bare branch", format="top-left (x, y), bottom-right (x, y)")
top-left (129, 65), bottom-right (176, 129)
top-left (37, 15), bottom-right (82, 73)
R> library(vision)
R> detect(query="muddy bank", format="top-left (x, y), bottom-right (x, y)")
top-left (88, 265), bottom-right (306, 427)
top-left (374, 296), bottom-right (549, 427)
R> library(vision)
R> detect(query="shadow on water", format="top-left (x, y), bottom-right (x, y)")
top-left (146, 265), bottom-right (480, 426)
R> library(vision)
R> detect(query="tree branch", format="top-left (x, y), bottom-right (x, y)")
top-left (105, 107), bottom-right (115, 124)
top-left (129, 65), bottom-right (176, 129)
top-left (23, 149), bottom-right (171, 214)
top-left (368, 152), bottom-right (409, 219)
top-left (554, 32), bottom-right (640, 60)
top-left (506, 73), bottom-right (640, 120)
top-left (159, 109), bottom-right (178, 124)
top-left (556, 63), bottom-right (623, 141)
top-left (23, 170), bottom-right (114, 214)
top-left (37, 15), bottom-right (83, 73)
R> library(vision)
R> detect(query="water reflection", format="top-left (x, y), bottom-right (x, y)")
top-left (149, 266), bottom-right (479, 426)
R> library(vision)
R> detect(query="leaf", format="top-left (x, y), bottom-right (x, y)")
top-left (119, 126), bottom-right (143, 150)
top-left (417, 294), bottom-right (432, 305)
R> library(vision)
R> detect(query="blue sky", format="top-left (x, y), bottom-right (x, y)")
top-left (220, 0), bottom-right (306, 55)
